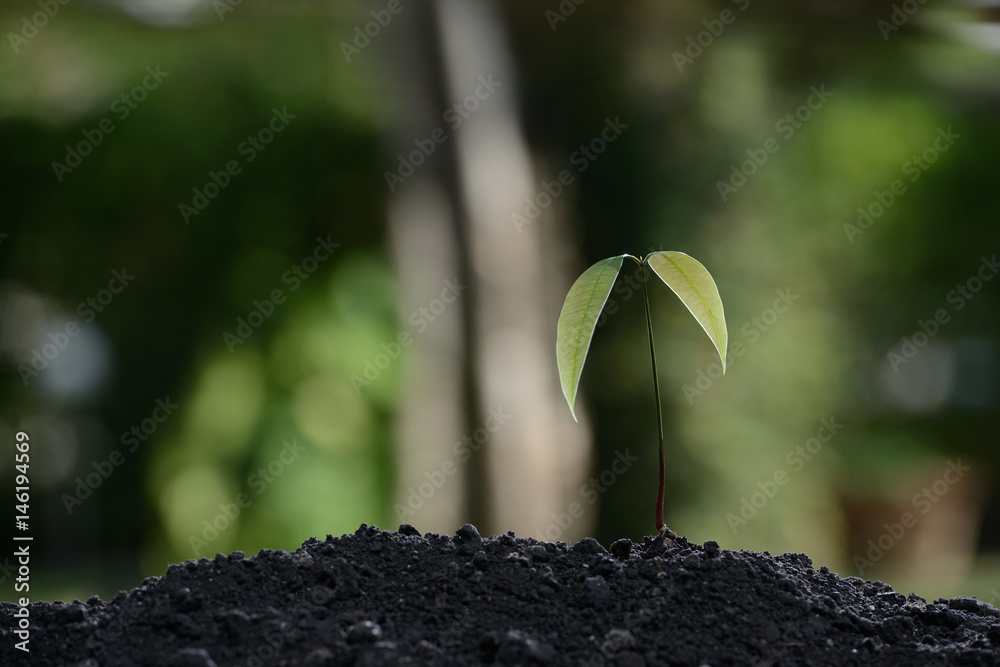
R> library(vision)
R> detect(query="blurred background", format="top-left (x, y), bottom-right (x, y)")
top-left (1, 0), bottom-right (999, 606)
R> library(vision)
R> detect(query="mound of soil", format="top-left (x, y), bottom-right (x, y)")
top-left (4, 523), bottom-right (1000, 666)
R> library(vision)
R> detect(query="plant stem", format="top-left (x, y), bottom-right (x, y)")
top-left (640, 260), bottom-right (675, 539)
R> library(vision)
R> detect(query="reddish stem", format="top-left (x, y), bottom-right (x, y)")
top-left (640, 260), bottom-right (674, 539)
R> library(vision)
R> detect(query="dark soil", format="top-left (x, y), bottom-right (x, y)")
top-left (4, 524), bottom-right (1000, 666)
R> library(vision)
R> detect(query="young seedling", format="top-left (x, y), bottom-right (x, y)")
top-left (556, 251), bottom-right (727, 539)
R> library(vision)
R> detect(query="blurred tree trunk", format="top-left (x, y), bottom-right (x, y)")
top-left (385, 0), bottom-right (592, 538)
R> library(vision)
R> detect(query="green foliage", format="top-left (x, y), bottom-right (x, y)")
top-left (645, 251), bottom-right (728, 374)
top-left (556, 255), bottom-right (625, 421)
top-left (556, 252), bottom-right (727, 419)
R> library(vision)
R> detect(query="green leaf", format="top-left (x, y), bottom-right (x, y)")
top-left (557, 255), bottom-right (625, 421)
top-left (645, 251), bottom-right (728, 373)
